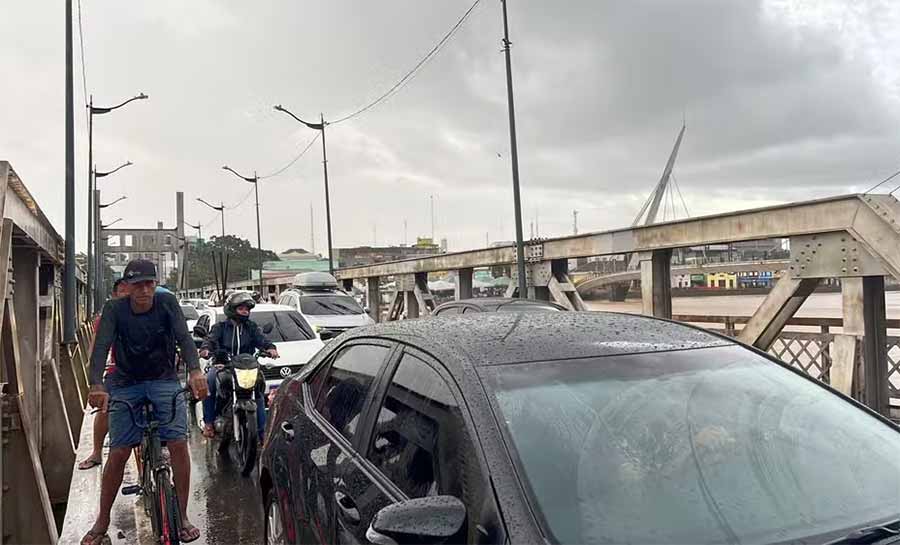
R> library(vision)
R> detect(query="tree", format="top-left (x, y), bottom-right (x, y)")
top-left (182, 235), bottom-right (279, 290)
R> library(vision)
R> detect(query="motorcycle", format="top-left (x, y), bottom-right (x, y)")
top-left (209, 349), bottom-right (264, 477)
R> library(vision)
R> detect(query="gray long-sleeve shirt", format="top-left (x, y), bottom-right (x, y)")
top-left (90, 290), bottom-right (200, 387)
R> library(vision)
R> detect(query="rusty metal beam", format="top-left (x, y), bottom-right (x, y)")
top-left (336, 194), bottom-right (870, 280)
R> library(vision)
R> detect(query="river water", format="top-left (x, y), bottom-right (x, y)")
top-left (585, 291), bottom-right (900, 319)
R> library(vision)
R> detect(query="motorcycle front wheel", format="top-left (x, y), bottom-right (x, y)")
top-left (237, 409), bottom-right (258, 477)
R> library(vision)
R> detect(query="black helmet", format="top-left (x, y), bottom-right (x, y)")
top-left (224, 291), bottom-right (255, 320)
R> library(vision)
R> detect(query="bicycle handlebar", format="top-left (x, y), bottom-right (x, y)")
top-left (91, 387), bottom-right (193, 429)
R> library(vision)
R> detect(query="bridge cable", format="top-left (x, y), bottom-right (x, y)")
top-left (672, 173), bottom-right (691, 217)
top-left (328, 0), bottom-right (483, 126)
top-left (864, 167), bottom-right (900, 194)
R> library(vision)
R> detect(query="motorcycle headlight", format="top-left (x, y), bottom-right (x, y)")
top-left (234, 368), bottom-right (259, 390)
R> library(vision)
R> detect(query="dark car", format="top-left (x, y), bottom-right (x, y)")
top-left (431, 297), bottom-right (566, 316)
top-left (259, 312), bottom-right (900, 545)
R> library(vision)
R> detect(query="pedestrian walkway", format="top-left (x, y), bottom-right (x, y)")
top-left (59, 411), bottom-right (264, 544)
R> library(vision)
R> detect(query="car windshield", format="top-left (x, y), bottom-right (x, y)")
top-left (300, 294), bottom-right (364, 316)
top-left (250, 311), bottom-right (315, 342)
top-left (180, 305), bottom-right (199, 320)
top-left (481, 345), bottom-right (900, 545)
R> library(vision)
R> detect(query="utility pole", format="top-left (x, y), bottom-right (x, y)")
top-left (64, 0), bottom-right (76, 344)
top-left (501, 0), bottom-right (527, 299)
top-left (430, 195), bottom-right (435, 240)
top-left (403, 219), bottom-right (408, 246)
top-left (573, 209), bottom-right (579, 235)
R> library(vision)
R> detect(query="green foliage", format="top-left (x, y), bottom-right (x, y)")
top-left (183, 235), bottom-right (279, 289)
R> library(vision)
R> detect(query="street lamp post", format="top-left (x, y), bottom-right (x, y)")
top-left (185, 222), bottom-right (202, 242)
top-left (500, 0), bottom-right (527, 299)
top-left (86, 93), bottom-right (147, 314)
top-left (93, 161), bottom-right (132, 310)
top-left (273, 105), bottom-right (334, 275)
top-left (222, 166), bottom-right (264, 296)
top-left (197, 198), bottom-right (225, 238)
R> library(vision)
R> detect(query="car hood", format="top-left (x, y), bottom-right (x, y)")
top-left (304, 313), bottom-right (374, 329)
top-left (261, 338), bottom-right (324, 367)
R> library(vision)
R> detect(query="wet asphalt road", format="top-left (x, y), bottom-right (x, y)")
top-left (184, 415), bottom-right (265, 545)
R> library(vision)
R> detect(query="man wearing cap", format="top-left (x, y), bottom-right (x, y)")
top-left (82, 259), bottom-right (208, 545)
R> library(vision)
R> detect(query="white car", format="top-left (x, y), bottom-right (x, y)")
top-left (180, 303), bottom-right (201, 333)
top-left (192, 303), bottom-right (325, 394)
top-left (277, 272), bottom-right (374, 337)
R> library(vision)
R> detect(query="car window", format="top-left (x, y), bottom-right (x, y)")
top-left (180, 305), bottom-right (200, 320)
top-left (252, 311), bottom-right (315, 342)
top-left (300, 293), bottom-right (364, 316)
top-left (435, 305), bottom-right (460, 316)
top-left (277, 294), bottom-right (291, 306)
top-left (314, 344), bottom-right (390, 441)
top-left (368, 353), bottom-right (484, 508)
top-left (482, 345), bottom-right (900, 545)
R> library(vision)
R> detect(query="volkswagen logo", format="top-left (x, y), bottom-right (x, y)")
top-left (279, 366), bottom-right (292, 378)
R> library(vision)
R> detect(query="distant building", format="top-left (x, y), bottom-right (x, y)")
top-left (334, 238), bottom-right (442, 269)
top-left (707, 272), bottom-right (737, 289)
top-left (737, 270), bottom-right (774, 288)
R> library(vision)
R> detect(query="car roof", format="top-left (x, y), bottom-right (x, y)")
top-left (436, 297), bottom-right (566, 312)
top-left (341, 311), bottom-right (731, 367)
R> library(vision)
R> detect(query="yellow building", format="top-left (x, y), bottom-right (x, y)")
top-left (707, 272), bottom-right (738, 289)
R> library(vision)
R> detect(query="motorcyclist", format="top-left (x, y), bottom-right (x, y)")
top-left (199, 292), bottom-right (278, 440)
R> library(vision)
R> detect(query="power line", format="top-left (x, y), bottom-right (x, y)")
top-left (76, 0), bottom-right (88, 115)
top-left (259, 132), bottom-right (321, 180)
top-left (865, 167), bottom-right (900, 194)
top-left (329, 0), bottom-right (482, 125)
top-left (225, 187), bottom-right (255, 210)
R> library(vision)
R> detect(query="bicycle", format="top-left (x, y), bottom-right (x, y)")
top-left (98, 387), bottom-right (192, 545)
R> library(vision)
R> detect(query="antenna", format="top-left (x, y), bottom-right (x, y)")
top-left (430, 195), bottom-right (435, 240)
top-left (311, 209), bottom-right (317, 254)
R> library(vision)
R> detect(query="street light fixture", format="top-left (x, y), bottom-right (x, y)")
top-left (197, 198), bottom-right (225, 238)
top-left (87, 92), bottom-right (147, 315)
top-left (92, 160), bottom-right (133, 312)
top-left (185, 221), bottom-right (202, 242)
top-left (101, 218), bottom-right (122, 229)
top-left (222, 165), bottom-right (264, 296)
top-left (273, 104), bottom-right (334, 275)
top-left (98, 195), bottom-right (127, 208)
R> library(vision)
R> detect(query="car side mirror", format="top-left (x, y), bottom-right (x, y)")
top-left (319, 329), bottom-right (336, 341)
top-left (192, 325), bottom-right (207, 338)
top-left (262, 323), bottom-right (274, 335)
top-left (366, 496), bottom-right (466, 545)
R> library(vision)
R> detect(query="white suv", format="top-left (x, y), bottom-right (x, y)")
top-left (277, 272), bottom-right (374, 337)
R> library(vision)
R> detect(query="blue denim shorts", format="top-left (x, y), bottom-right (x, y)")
top-left (106, 379), bottom-right (187, 449)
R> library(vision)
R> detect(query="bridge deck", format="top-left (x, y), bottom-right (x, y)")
top-left (59, 410), bottom-right (263, 544)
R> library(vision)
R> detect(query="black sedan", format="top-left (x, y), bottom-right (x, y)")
top-left (431, 296), bottom-right (566, 316)
top-left (259, 312), bottom-right (900, 545)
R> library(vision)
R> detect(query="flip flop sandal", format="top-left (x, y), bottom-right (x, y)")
top-left (78, 458), bottom-right (102, 470)
top-left (80, 528), bottom-right (111, 545)
top-left (179, 524), bottom-right (201, 543)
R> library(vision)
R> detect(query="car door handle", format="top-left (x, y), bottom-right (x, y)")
top-left (334, 491), bottom-right (360, 525)
top-left (280, 422), bottom-right (294, 441)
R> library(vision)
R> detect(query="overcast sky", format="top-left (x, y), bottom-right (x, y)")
top-left (3, 0), bottom-right (899, 255)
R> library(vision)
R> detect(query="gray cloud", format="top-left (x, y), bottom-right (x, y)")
top-left (1, 0), bottom-right (898, 256)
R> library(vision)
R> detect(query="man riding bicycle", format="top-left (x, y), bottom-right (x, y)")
top-left (199, 291), bottom-right (278, 441)
top-left (82, 259), bottom-right (207, 545)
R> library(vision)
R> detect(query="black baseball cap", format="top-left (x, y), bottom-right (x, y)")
top-left (122, 259), bottom-right (158, 284)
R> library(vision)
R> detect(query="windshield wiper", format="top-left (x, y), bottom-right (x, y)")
top-left (825, 518), bottom-right (900, 545)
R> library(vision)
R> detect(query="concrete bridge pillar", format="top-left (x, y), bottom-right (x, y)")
top-left (639, 250), bottom-right (672, 319)
top-left (366, 277), bottom-right (380, 323)
top-left (455, 268), bottom-right (473, 301)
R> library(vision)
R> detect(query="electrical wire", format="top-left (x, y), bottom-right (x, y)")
top-left (76, 0), bottom-right (89, 120)
top-left (259, 132), bottom-right (321, 180)
top-left (225, 187), bottom-right (255, 210)
top-left (864, 167), bottom-right (900, 194)
top-left (328, 0), bottom-right (482, 125)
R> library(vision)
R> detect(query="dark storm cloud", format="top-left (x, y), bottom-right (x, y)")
top-left (1, 0), bottom-right (897, 252)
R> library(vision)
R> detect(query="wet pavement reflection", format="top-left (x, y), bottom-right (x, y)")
top-left (186, 428), bottom-right (265, 544)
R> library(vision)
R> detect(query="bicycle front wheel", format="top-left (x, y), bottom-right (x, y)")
top-left (156, 469), bottom-right (182, 545)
